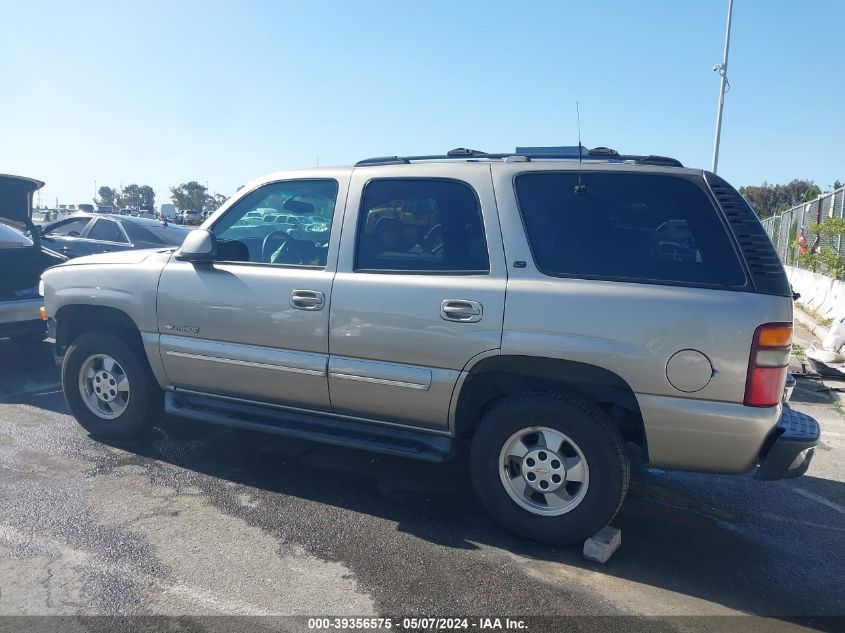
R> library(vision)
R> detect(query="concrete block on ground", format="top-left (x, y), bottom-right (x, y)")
top-left (583, 526), bottom-right (621, 564)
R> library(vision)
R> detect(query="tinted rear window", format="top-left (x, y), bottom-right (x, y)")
top-left (514, 172), bottom-right (747, 287)
top-left (123, 221), bottom-right (189, 246)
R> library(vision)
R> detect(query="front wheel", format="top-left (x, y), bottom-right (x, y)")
top-left (470, 392), bottom-right (629, 545)
top-left (62, 331), bottom-right (163, 440)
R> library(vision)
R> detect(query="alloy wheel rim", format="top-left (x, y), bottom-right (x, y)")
top-left (78, 354), bottom-right (130, 420)
top-left (498, 426), bottom-right (590, 516)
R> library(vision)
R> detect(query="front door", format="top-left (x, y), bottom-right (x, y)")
top-left (157, 175), bottom-right (347, 410)
top-left (328, 165), bottom-right (507, 430)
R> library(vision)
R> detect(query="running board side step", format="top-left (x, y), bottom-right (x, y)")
top-left (165, 391), bottom-right (456, 462)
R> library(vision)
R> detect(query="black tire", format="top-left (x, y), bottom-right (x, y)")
top-left (61, 331), bottom-right (163, 440)
top-left (470, 391), bottom-right (630, 545)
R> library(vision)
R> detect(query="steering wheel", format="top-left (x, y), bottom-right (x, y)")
top-left (261, 230), bottom-right (290, 262)
top-left (66, 231), bottom-right (80, 237)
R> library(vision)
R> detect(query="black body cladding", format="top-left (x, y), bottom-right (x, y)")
top-left (705, 172), bottom-right (792, 297)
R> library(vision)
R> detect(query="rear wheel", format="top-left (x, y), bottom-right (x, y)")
top-left (62, 331), bottom-right (163, 440)
top-left (470, 392), bottom-right (629, 545)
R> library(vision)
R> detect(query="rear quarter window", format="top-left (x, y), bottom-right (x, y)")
top-left (514, 172), bottom-right (747, 288)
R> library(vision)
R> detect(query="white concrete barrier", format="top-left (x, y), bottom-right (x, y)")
top-left (785, 265), bottom-right (845, 321)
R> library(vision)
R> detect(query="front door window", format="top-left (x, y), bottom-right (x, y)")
top-left (211, 180), bottom-right (338, 267)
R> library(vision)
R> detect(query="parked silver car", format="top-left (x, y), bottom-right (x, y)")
top-left (41, 148), bottom-right (820, 544)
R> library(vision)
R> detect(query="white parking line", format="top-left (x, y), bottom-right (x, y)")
top-left (0, 382), bottom-right (63, 402)
top-left (789, 487), bottom-right (845, 516)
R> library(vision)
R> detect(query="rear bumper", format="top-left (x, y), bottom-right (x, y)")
top-left (754, 405), bottom-right (820, 480)
top-left (638, 394), bottom-right (783, 473)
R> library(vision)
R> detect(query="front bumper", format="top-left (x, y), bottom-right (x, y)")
top-left (755, 405), bottom-right (820, 480)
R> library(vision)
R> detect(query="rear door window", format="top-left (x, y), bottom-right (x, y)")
top-left (514, 172), bottom-right (747, 287)
top-left (355, 178), bottom-right (489, 273)
top-left (87, 219), bottom-right (128, 243)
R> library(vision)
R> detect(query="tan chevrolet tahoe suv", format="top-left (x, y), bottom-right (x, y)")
top-left (41, 147), bottom-right (820, 545)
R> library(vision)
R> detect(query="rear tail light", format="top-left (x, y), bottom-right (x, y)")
top-left (744, 323), bottom-right (792, 407)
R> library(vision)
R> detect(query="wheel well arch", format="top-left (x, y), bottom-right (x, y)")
top-left (453, 355), bottom-right (646, 451)
top-left (55, 305), bottom-right (143, 356)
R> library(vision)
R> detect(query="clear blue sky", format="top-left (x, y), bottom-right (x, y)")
top-left (1, 0), bottom-right (842, 207)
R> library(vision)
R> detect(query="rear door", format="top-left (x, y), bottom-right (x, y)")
top-left (71, 218), bottom-right (131, 257)
top-left (328, 164), bottom-right (506, 430)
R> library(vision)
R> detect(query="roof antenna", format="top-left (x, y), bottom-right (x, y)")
top-left (574, 101), bottom-right (586, 195)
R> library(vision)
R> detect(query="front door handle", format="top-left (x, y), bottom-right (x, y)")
top-left (440, 299), bottom-right (483, 323)
top-left (290, 289), bottom-right (325, 311)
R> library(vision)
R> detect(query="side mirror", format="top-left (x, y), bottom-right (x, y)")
top-left (177, 229), bottom-right (217, 263)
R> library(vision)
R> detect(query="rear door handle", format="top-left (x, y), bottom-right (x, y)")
top-left (440, 299), bottom-right (483, 323)
top-left (290, 289), bottom-right (325, 311)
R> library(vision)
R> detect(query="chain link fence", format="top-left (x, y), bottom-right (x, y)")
top-left (760, 186), bottom-right (845, 273)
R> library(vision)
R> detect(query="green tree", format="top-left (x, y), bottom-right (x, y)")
top-left (97, 186), bottom-right (116, 208)
top-left (170, 181), bottom-right (208, 212)
top-left (204, 192), bottom-right (227, 213)
top-left (116, 184), bottom-right (143, 210)
top-left (100, 183), bottom-right (156, 211)
top-left (739, 179), bottom-right (820, 218)
top-left (138, 185), bottom-right (155, 209)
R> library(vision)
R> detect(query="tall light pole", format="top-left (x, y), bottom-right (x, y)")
top-left (711, 0), bottom-right (734, 173)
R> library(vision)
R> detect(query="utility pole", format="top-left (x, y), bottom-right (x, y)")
top-left (711, 0), bottom-right (734, 173)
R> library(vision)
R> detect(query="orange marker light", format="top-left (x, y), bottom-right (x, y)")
top-left (40, 307), bottom-right (47, 321)
top-left (757, 324), bottom-right (792, 348)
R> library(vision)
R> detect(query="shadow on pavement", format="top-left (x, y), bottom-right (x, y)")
top-left (789, 374), bottom-right (842, 405)
top-left (0, 338), bottom-right (65, 413)
top-left (3, 338), bottom-right (841, 625)
top-left (94, 415), bottom-right (844, 626)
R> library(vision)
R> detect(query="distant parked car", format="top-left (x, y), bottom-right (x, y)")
top-left (0, 174), bottom-right (66, 342)
top-left (181, 210), bottom-right (202, 225)
top-left (39, 213), bottom-right (190, 259)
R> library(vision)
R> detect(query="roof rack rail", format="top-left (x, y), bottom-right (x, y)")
top-left (619, 154), bottom-right (684, 167)
top-left (355, 148), bottom-right (683, 168)
top-left (355, 148), bottom-right (518, 167)
top-left (587, 147), bottom-right (619, 157)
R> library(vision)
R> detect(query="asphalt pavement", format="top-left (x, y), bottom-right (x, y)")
top-left (0, 329), bottom-right (842, 632)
